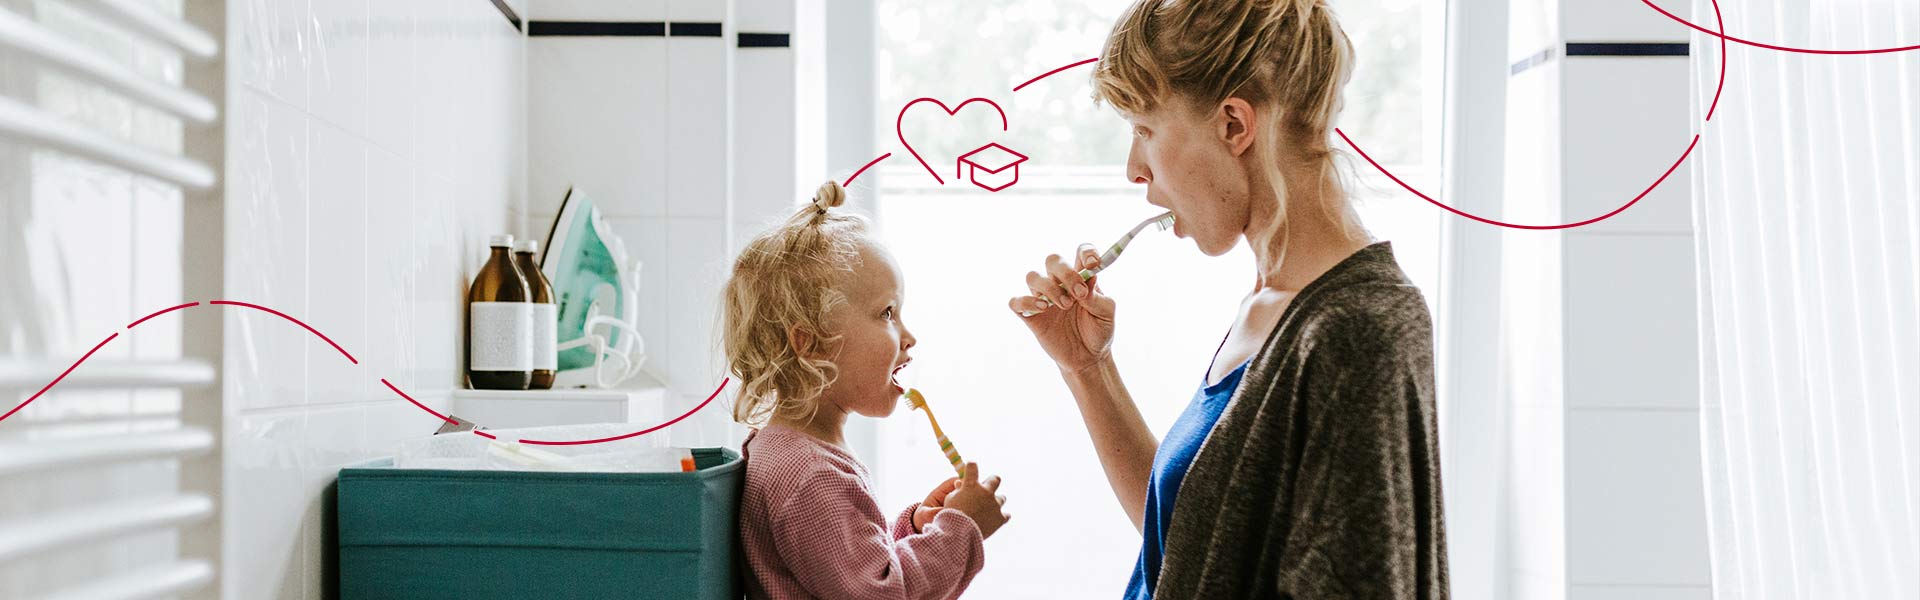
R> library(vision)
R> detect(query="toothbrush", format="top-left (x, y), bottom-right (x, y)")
top-left (1022, 211), bottom-right (1175, 317)
top-left (903, 388), bottom-right (966, 478)
top-left (1078, 211), bottom-right (1176, 281)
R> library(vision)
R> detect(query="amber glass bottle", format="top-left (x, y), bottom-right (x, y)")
top-left (514, 239), bottom-right (557, 389)
top-left (467, 234), bottom-right (533, 390)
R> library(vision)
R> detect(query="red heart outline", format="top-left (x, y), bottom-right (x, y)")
top-left (895, 97), bottom-right (1009, 185)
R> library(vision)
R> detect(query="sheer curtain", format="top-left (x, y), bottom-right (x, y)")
top-left (1688, 1), bottom-right (1919, 598)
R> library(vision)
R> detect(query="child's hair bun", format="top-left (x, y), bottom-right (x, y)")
top-left (812, 180), bottom-right (846, 211)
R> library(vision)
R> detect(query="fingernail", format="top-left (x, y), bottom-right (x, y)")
top-left (1037, 299), bottom-right (1051, 309)
top-left (1074, 284), bottom-right (1087, 298)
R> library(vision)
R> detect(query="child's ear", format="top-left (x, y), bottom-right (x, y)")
top-left (787, 325), bottom-right (817, 360)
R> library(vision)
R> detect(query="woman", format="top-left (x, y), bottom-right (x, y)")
top-left (1008, 0), bottom-right (1448, 598)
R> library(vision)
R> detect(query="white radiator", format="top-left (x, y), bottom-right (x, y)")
top-left (0, 0), bottom-right (224, 597)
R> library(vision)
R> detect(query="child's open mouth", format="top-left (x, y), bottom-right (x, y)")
top-left (890, 359), bottom-right (911, 396)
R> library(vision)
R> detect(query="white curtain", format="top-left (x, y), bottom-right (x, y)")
top-left (1689, 1), bottom-right (1920, 598)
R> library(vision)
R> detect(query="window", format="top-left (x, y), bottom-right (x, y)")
top-left (865, 1), bottom-right (1442, 596)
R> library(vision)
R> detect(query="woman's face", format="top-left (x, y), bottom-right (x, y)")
top-left (1122, 100), bottom-right (1258, 257)
top-left (816, 242), bottom-right (916, 419)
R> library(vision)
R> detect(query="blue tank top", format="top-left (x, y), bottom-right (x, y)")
top-left (1124, 359), bottom-right (1250, 599)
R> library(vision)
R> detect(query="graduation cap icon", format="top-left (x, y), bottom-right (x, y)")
top-left (955, 142), bottom-right (1029, 192)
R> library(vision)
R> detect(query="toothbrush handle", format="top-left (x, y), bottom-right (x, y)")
top-left (937, 434), bottom-right (965, 477)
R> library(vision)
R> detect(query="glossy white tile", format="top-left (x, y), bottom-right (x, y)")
top-left (664, 216), bottom-right (727, 400)
top-left (228, 91), bottom-right (309, 411)
top-left (665, 36), bottom-right (731, 218)
top-left (528, 37), bottom-right (670, 218)
top-left (1562, 0), bottom-right (1690, 44)
top-left (604, 216), bottom-right (673, 384)
top-left (366, 0), bottom-right (417, 157)
top-left (366, 148), bottom-right (418, 395)
top-left (1562, 58), bottom-right (1694, 234)
top-left (309, 0), bottom-right (371, 136)
top-left (307, 122), bottom-right (370, 406)
top-left (532, 0), bottom-right (667, 21)
top-left (236, 0), bottom-right (311, 108)
top-left (1563, 233), bottom-right (1699, 410)
top-left (226, 411), bottom-right (309, 599)
top-left (1567, 409), bottom-right (1712, 586)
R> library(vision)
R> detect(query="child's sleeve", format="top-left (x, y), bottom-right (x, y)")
top-left (771, 475), bottom-right (985, 600)
top-left (891, 504), bottom-right (920, 540)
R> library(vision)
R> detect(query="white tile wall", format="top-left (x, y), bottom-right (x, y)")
top-left (1501, 2), bottom-right (1713, 596)
top-left (224, 0), bottom-right (525, 597)
top-left (526, 36), bottom-right (669, 217)
top-left (1569, 584), bottom-right (1711, 600)
top-left (1566, 409), bottom-right (1712, 586)
top-left (1563, 234), bottom-right (1698, 410)
top-left (525, 0), bottom-right (821, 451)
top-left (1562, 0), bottom-right (1690, 45)
top-left (1561, 58), bottom-right (1693, 234)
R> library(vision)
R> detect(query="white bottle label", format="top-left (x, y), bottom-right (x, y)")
top-left (530, 303), bottom-right (557, 371)
top-left (470, 302), bottom-right (534, 371)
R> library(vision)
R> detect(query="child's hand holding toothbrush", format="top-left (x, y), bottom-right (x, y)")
top-left (911, 476), bottom-right (960, 533)
top-left (941, 463), bottom-right (1010, 539)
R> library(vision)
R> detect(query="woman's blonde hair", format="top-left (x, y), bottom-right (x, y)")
top-left (1093, 0), bottom-right (1366, 264)
top-left (722, 180), bottom-right (871, 427)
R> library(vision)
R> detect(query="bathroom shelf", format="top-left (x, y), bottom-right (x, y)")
top-left (0, 358), bottom-right (215, 391)
top-left (449, 374), bottom-right (669, 429)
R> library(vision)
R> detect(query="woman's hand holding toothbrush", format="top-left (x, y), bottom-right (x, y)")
top-left (1011, 244), bottom-right (1118, 376)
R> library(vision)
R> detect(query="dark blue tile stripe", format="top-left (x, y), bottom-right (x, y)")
top-left (738, 33), bottom-right (790, 48)
top-left (1510, 42), bottom-right (1690, 76)
top-left (528, 21), bottom-right (665, 36)
top-left (669, 22), bottom-right (723, 37)
top-left (1566, 42), bottom-right (1690, 56)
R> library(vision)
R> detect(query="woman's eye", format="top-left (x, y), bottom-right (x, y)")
top-left (882, 307), bottom-right (894, 319)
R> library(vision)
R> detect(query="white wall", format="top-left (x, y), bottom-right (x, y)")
top-left (1502, 0), bottom-right (1712, 598)
top-left (526, 0), bottom-right (819, 449)
top-left (223, 0), bottom-right (525, 596)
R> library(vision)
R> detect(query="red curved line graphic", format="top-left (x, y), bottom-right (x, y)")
top-left (1343, 130), bottom-right (1701, 230)
top-left (128, 301), bottom-right (200, 329)
top-left (1639, 0), bottom-right (1920, 55)
top-left (211, 300), bottom-right (358, 364)
top-left (0, 332), bottom-right (119, 425)
top-left (896, 97), bottom-right (1009, 185)
top-left (518, 377), bottom-right (730, 446)
top-left (381, 378), bottom-right (458, 425)
top-left (1013, 57), bottom-right (1099, 92)
top-left (1343, 0), bottom-right (1724, 230)
top-left (844, 152), bottom-right (893, 188)
top-left (1703, 0), bottom-right (1725, 122)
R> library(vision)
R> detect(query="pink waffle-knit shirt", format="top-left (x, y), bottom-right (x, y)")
top-left (739, 424), bottom-right (985, 600)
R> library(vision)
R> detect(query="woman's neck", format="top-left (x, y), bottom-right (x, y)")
top-left (770, 402), bottom-right (849, 448)
top-left (1247, 165), bottom-right (1371, 292)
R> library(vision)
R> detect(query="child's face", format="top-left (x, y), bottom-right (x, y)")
top-left (819, 241), bottom-right (916, 419)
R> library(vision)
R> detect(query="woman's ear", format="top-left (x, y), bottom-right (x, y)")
top-left (1218, 98), bottom-right (1259, 157)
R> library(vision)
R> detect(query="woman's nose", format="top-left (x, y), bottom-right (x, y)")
top-left (1126, 144), bottom-right (1150, 184)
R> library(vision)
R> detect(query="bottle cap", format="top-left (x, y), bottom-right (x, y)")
top-left (487, 234), bottom-right (514, 247)
top-left (515, 239), bottom-right (539, 253)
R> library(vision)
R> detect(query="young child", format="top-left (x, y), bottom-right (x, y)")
top-left (724, 181), bottom-right (1011, 600)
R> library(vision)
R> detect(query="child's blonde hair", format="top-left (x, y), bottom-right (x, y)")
top-left (723, 181), bottom-right (872, 427)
